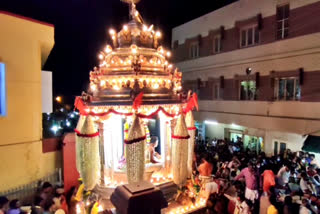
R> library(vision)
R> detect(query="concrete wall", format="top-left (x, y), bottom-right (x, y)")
top-left (0, 12), bottom-right (61, 191)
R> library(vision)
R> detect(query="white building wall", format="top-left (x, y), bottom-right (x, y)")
top-left (176, 32), bottom-right (320, 79)
top-left (172, 0), bottom-right (320, 46)
top-left (41, 71), bottom-right (52, 113)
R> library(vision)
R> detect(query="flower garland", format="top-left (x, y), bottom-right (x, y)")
top-left (74, 94), bottom-right (199, 120)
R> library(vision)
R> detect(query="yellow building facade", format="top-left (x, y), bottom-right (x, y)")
top-left (0, 11), bottom-right (61, 191)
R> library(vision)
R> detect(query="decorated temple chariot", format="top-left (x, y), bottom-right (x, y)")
top-left (73, 0), bottom-right (204, 213)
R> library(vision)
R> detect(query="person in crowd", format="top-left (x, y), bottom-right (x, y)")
top-left (261, 165), bottom-right (276, 193)
top-left (149, 136), bottom-right (161, 163)
top-left (40, 182), bottom-right (54, 202)
top-left (31, 196), bottom-right (43, 214)
top-left (283, 196), bottom-right (294, 214)
top-left (310, 154), bottom-right (320, 168)
top-left (198, 153), bottom-right (213, 184)
top-left (7, 200), bottom-right (20, 214)
top-left (0, 197), bottom-right (9, 214)
top-left (277, 164), bottom-right (291, 188)
top-left (53, 188), bottom-right (68, 214)
top-left (43, 199), bottom-right (55, 214)
top-left (234, 162), bottom-right (258, 203)
top-left (300, 172), bottom-right (316, 195)
top-left (224, 193), bottom-right (250, 214)
top-left (299, 199), bottom-right (312, 214)
top-left (65, 187), bottom-right (78, 214)
top-left (228, 156), bottom-right (241, 170)
top-left (267, 195), bottom-right (279, 214)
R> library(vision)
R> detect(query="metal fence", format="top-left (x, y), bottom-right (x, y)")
top-left (0, 168), bottom-right (63, 205)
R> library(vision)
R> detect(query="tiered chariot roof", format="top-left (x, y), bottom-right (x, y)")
top-left (86, 0), bottom-right (183, 106)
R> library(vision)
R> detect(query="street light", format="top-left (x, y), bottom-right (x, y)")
top-left (56, 96), bottom-right (62, 103)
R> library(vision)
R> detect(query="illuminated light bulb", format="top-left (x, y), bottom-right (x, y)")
top-left (168, 80), bottom-right (171, 83)
top-left (168, 64), bottom-right (173, 69)
top-left (56, 96), bottom-right (62, 103)
top-left (113, 85), bottom-right (120, 90)
top-left (166, 51), bottom-right (171, 57)
top-left (143, 25), bottom-right (148, 31)
top-left (150, 178), bottom-right (154, 183)
top-left (111, 60), bottom-right (115, 64)
top-left (166, 155), bottom-right (170, 161)
top-left (123, 25), bottom-right (128, 31)
top-left (135, 11), bottom-right (139, 16)
top-left (98, 205), bottom-right (103, 212)
top-left (104, 45), bottom-right (112, 53)
top-left (157, 60), bottom-right (161, 64)
top-left (98, 54), bottom-right (104, 60)
top-left (76, 204), bottom-right (81, 214)
top-left (164, 61), bottom-right (168, 65)
top-left (155, 31), bottom-right (161, 38)
top-left (156, 177), bottom-right (160, 182)
top-left (109, 29), bottom-right (116, 35)
top-left (112, 35), bottom-right (116, 40)
top-left (131, 44), bottom-right (138, 54)
top-left (91, 84), bottom-right (97, 91)
top-left (100, 80), bottom-right (106, 86)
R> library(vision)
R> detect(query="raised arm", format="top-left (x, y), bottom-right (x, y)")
top-left (234, 168), bottom-right (245, 181)
top-left (224, 193), bottom-right (237, 203)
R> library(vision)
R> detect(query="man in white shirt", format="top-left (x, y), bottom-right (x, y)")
top-left (277, 165), bottom-right (291, 186)
top-left (300, 172), bottom-right (315, 195)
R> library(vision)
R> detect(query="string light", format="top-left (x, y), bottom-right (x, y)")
top-left (98, 54), bottom-right (104, 60)
top-left (123, 25), bottom-right (128, 31)
top-left (143, 25), bottom-right (148, 31)
top-left (155, 31), bottom-right (161, 38)
top-left (131, 44), bottom-right (138, 54)
top-left (105, 45), bottom-right (112, 53)
top-left (109, 29), bottom-right (116, 35)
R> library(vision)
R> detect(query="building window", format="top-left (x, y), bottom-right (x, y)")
top-left (274, 77), bottom-right (300, 100)
top-left (213, 83), bottom-right (220, 99)
top-left (273, 140), bottom-right (287, 155)
top-left (240, 26), bottom-right (259, 47)
top-left (214, 36), bottom-right (222, 53)
top-left (276, 4), bottom-right (289, 40)
top-left (240, 80), bottom-right (257, 100)
top-left (190, 42), bottom-right (199, 59)
top-left (0, 63), bottom-right (6, 116)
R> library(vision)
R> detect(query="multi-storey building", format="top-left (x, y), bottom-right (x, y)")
top-left (0, 11), bottom-right (59, 191)
top-left (172, 0), bottom-right (320, 156)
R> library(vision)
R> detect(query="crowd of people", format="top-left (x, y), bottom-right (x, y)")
top-left (0, 182), bottom-right (79, 214)
top-left (194, 137), bottom-right (320, 214)
top-left (2, 136), bottom-right (320, 214)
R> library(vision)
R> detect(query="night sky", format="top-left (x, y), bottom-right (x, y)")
top-left (1, 0), bottom-right (237, 105)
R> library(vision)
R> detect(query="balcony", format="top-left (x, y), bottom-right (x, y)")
top-left (196, 100), bottom-right (320, 135)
